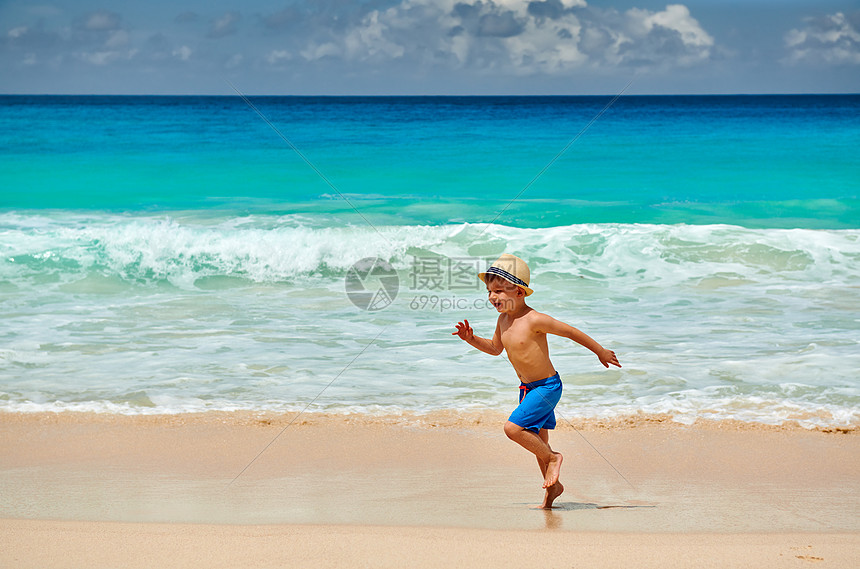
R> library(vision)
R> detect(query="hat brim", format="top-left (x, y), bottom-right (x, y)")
top-left (479, 271), bottom-right (533, 296)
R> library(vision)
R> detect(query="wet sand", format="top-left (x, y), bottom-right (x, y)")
top-left (1, 411), bottom-right (858, 567)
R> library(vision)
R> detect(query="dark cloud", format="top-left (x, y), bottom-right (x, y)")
top-left (451, 2), bottom-right (526, 39)
top-left (452, 2), bottom-right (481, 21)
top-left (477, 11), bottom-right (524, 38)
top-left (527, 0), bottom-right (566, 21)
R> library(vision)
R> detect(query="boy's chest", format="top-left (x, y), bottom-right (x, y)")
top-left (499, 319), bottom-right (539, 349)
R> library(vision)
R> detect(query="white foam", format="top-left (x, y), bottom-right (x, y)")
top-left (3, 214), bottom-right (859, 289)
top-left (1, 213), bottom-right (858, 429)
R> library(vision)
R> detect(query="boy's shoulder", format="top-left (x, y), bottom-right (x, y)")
top-left (524, 306), bottom-right (549, 320)
top-left (517, 306), bottom-right (550, 326)
top-left (523, 307), bottom-right (566, 330)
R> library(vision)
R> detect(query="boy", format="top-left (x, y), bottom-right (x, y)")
top-left (452, 254), bottom-right (621, 509)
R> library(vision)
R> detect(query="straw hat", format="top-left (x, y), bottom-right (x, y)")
top-left (478, 254), bottom-right (533, 296)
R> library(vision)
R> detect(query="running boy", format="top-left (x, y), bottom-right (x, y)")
top-left (452, 254), bottom-right (621, 509)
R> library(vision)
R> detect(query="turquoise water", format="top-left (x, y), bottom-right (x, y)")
top-left (3, 95), bottom-right (858, 226)
top-left (1, 95), bottom-right (858, 427)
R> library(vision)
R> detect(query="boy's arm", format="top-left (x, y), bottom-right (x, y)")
top-left (452, 318), bottom-right (504, 356)
top-left (536, 313), bottom-right (621, 368)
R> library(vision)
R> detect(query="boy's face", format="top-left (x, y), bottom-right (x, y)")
top-left (486, 275), bottom-right (525, 313)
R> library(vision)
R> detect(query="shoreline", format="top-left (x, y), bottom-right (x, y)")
top-left (3, 410), bottom-right (858, 567)
top-left (2, 408), bottom-right (856, 432)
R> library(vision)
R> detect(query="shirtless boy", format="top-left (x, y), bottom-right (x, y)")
top-left (452, 254), bottom-right (621, 509)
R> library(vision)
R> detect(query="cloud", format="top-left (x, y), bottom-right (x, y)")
top-left (281, 0), bottom-right (587, 72)
top-left (527, 0), bottom-right (567, 21)
top-left (300, 41), bottom-right (341, 61)
top-left (104, 29), bottom-right (130, 49)
top-left (83, 11), bottom-right (122, 32)
top-left (452, 2), bottom-right (526, 38)
top-left (173, 45), bottom-right (192, 61)
top-left (224, 53), bottom-right (243, 68)
top-left (8, 26), bottom-right (28, 39)
top-left (1, 0), bottom-right (744, 93)
top-left (5, 22), bottom-right (61, 51)
top-left (4, 23), bottom-right (61, 67)
top-left (343, 10), bottom-right (405, 60)
top-left (77, 48), bottom-right (138, 66)
top-left (637, 4), bottom-right (712, 47)
top-left (784, 11), bottom-right (860, 65)
top-left (266, 49), bottom-right (292, 64)
top-left (208, 12), bottom-right (241, 39)
top-left (270, 0), bottom-right (714, 75)
top-left (592, 4), bottom-right (713, 68)
top-left (65, 10), bottom-right (138, 66)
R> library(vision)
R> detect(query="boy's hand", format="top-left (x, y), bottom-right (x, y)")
top-left (598, 348), bottom-right (621, 368)
top-left (452, 319), bottom-right (474, 342)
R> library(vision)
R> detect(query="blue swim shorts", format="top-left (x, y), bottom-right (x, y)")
top-left (508, 372), bottom-right (562, 433)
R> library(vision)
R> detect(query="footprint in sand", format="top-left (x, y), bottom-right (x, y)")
top-left (790, 545), bottom-right (823, 563)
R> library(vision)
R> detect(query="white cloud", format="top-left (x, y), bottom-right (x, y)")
top-left (640, 4), bottom-right (712, 47)
top-left (343, 10), bottom-right (406, 60)
top-left (619, 4), bottom-right (713, 67)
top-left (290, 0), bottom-right (714, 74)
top-left (173, 45), bottom-right (192, 61)
top-left (784, 28), bottom-right (806, 49)
top-left (503, 9), bottom-right (585, 72)
top-left (301, 42), bottom-right (341, 61)
top-left (784, 12), bottom-right (860, 65)
top-left (84, 11), bottom-right (122, 32)
top-left (209, 12), bottom-right (241, 39)
top-left (306, 0), bottom-right (587, 73)
top-left (78, 48), bottom-right (137, 66)
top-left (8, 26), bottom-right (29, 39)
top-left (105, 29), bottom-right (129, 49)
top-left (2, 0), bottom-right (752, 94)
top-left (266, 49), bottom-right (291, 64)
top-left (225, 53), bottom-right (243, 68)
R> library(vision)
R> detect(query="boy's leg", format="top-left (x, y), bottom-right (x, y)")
top-left (504, 421), bottom-right (563, 488)
top-left (536, 429), bottom-right (564, 509)
top-left (535, 428), bottom-right (551, 477)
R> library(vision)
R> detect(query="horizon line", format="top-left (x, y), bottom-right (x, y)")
top-left (2, 92), bottom-right (859, 98)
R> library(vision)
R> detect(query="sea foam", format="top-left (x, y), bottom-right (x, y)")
top-left (1, 213), bottom-right (858, 428)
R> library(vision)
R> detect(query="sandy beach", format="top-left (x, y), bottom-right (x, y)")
top-left (2, 411), bottom-right (858, 568)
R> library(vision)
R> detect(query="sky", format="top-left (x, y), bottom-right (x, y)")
top-left (1, 0), bottom-right (859, 95)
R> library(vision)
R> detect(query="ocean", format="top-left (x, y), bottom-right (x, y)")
top-left (1, 94), bottom-right (858, 428)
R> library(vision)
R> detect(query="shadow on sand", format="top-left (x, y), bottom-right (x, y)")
top-left (529, 502), bottom-right (658, 511)
top-left (533, 502), bottom-right (658, 530)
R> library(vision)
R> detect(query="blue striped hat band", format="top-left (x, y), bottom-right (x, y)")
top-left (485, 266), bottom-right (528, 288)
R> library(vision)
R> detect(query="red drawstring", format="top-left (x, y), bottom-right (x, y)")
top-left (519, 383), bottom-right (531, 402)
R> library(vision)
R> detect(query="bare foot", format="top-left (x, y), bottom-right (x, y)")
top-left (542, 452), bottom-right (563, 488)
top-left (541, 482), bottom-right (564, 509)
